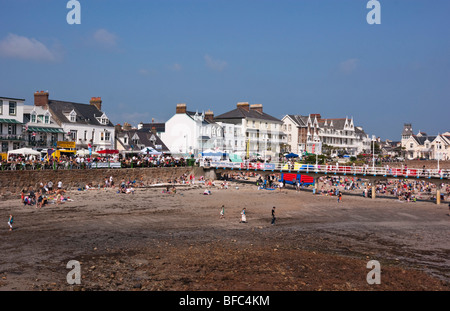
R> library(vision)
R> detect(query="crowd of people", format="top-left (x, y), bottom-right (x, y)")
top-left (21, 180), bottom-right (70, 208)
top-left (1, 154), bottom-right (193, 171)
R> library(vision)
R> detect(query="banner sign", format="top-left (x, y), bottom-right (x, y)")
top-left (57, 141), bottom-right (76, 149)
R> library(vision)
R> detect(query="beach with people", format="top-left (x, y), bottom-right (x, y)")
top-left (0, 173), bottom-right (449, 291)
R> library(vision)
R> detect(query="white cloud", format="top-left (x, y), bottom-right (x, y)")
top-left (204, 54), bottom-right (227, 71)
top-left (170, 63), bottom-right (182, 71)
top-left (92, 29), bottom-right (118, 48)
top-left (339, 58), bottom-right (359, 74)
top-left (0, 33), bottom-right (59, 62)
top-left (138, 69), bottom-right (150, 75)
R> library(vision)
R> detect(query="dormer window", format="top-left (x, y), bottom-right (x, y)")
top-left (69, 110), bottom-right (77, 122)
top-left (44, 111), bottom-right (51, 124)
top-left (31, 113), bottom-right (36, 123)
top-left (97, 113), bottom-right (109, 125)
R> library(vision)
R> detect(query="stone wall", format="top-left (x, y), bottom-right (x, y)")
top-left (0, 167), bottom-right (196, 198)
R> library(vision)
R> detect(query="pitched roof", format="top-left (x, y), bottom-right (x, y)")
top-left (286, 115), bottom-right (309, 127)
top-left (118, 129), bottom-right (169, 152)
top-left (0, 96), bottom-right (25, 101)
top-left (319, 118), bottom-right (347, 130)
top-left (412, 135), bottom-right (436, 145)
top-left (139, 123), bottom-right (165, 132)
top-left (48, 100), bottom-right (114, 127)
top-left (214, 108), bottom-right (282, 123)
top-left (185, 111), bottom-right (217, 125)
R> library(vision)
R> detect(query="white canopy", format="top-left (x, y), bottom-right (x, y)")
top-left (140, 147), bottom-right (162, 155)
top-left (76, 149), bottom-right (100, 157)
top-left (7, 148), bottom-right (41, 157)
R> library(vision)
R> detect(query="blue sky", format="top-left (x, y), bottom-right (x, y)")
top-left (0, 0), bottom-right (449, 140)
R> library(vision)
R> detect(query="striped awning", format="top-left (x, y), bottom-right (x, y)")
top-left (27, 126), bottom-right (65, 134)
top-left (0, 118), bottom-right (22, 124)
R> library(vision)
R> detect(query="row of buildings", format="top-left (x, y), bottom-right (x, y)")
top-left (1, 91), bottom-right (448, 161)
top-left (399, 124), bottom-right (450, 161)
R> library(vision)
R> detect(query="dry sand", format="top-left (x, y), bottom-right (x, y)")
top-left (0, 180), bottom-right (449, 291)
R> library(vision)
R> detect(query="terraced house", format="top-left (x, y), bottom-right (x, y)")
top-left (0, 96), bottom-right (25, 153)
top-left (33, 91), bottom-right (115, 151)
top-left (282, 114), bottom-right (372, 156)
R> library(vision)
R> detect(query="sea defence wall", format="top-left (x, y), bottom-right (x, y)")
top-left (0, 167), bottom-right (198, 199)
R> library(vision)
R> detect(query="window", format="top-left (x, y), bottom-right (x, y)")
top-left (105, 132), bottom-right (110, 141)
top-left (31, 114), bottom-right (36, 123)
top-left (9, 101), bottom-right (16, 116)
top-left (44, 115), bottom-right (49, 124)
top-left (100, 132), bottom-right (104, 141)
top-left (124, 137), bottom-right (128, 144)
top-left (288, 124), bottom-right (291, 131)
top-left (84, 131), bottom-right (87, 141)
top-left (410, 143), bottom-right (413, 148)
top-left (0, 100), bottom-right (2, 114)
top-left (69, 131), bottom-right (77, 141)
top-left (69, 111), bottom-right (76, 122)
top-left (8, 124), bottom-right (16, 135)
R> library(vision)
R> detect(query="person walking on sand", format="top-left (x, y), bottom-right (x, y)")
top-left (220, 205), bottom-right (225, 219)
top-left (271, 206), bottom-right (276, 225)
top-left (240, 208), bottom-right (247, 223)
top-left (338, 192), bottom-right (342, 203)
top-left (7, 214), bottom-right (13, 231)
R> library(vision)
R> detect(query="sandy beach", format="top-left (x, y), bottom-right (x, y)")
top-left (0, 179), bottom-right (449, 291)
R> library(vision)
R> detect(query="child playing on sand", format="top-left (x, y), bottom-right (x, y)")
top-left (7, 214), bottom-right (13, 231)
top-left (220, 205), bottom-right (225, 219)
top-left (240, 208), bottom-right (247, 223)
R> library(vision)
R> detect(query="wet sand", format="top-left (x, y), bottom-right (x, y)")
top-left (0, 181), bottom-right (449, 291)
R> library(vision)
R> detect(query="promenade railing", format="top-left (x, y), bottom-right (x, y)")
top-left (201, 161), bottom-right (450, 180)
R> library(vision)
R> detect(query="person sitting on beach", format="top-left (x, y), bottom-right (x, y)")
top-left (203, 189), bottom-right (211, 195)
top-left (37, 193), bottom-right (43, 208)
top-left (125, 187), bottom-right (135, 194)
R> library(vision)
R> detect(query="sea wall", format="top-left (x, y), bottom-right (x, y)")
top-left (0, 167), bottom-right (197, 199)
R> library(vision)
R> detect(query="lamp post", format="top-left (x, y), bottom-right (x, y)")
top-left (372, 135), bottom-right (376, 171)
top-left (436, 140), bottom-right (441, 172)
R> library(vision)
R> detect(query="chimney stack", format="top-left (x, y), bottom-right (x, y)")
top-left (34, 91), bottom-right (49, 108)
top-left (90, 97), bottom-right (102, 111)
top-left (151, 126), bottom-right (157, 134)
top-left (205, 109), bottom-right (214, 122)
top-left (250, 104), bottom-right (263, 114)
top-left (310, 113), bottom-right (321, 120)
top-left (237, 102), bottom-right (249, 111)
top-left (176, 103), bottom-right (187, 114)
top-left (123, 122), bottom-right (132, 131)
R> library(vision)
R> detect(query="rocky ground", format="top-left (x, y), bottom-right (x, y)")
top-left (0, 181), bottom-right (449, 291)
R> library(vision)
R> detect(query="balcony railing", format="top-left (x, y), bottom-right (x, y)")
top-left (0, 134), bottom-right (24, 141)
